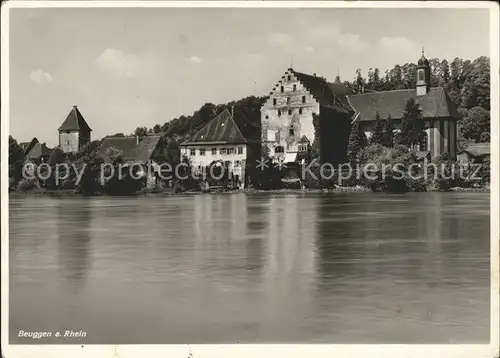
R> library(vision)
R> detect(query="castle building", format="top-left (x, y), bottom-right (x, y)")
top-left (180, 107), bottom-right (261, 188)
top-left (261, 68), bottom-right (355, 166)
top-left (58, 105), bottom-right (92, 153)
top-left (262, 50), bottom-right (460, 164)
top-left (346, 49), bottom-right (460, 159)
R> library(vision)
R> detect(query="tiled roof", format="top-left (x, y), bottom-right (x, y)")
top-left (292, 71), bottom-right (356, 113)
top-left (347, 87), bottom-right (460, 122)
top-left (26, 142), bottom-right (52, 160)
top-left (98, 135), bottom-right (162, 163)
top-left (19, 137), bottom-right (39, 154)
top-left (459, 143), bottom-right (490, 157)
top-left (58, 106), bottom-right (92, 132)
top-left (182, 107), bottom-right (259, 145)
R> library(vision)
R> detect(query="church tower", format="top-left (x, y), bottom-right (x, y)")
top-left (416, 47), bottom-right (431, 96)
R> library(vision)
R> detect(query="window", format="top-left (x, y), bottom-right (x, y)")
top-left (220, 148), bottom-right (227, 155)
top-left (237, 147), bottom-right (243, 154)
top-left (418, 69), bottom-right (424, 82)
top-left (224, 160), bottom-right (231, 167)
top-left (212, 148), bottom-right (217, 155)
top-left (199, 148), bottom-right (206, 156)
top-left (280, 86), bottom-right (284, 93)
top-left (278, 109), bottom-right (281, 116)
top-left (228, 147), bottom-right (235, 154)
top-left (302, 96), bottom-right (306, 103)
top-left (288, 109), bottom-right (292, 115)
top-left (420, 132), bottom-right (428, 151)
top-left (299, 108), bottom-right (303, 115)
top-left (190, 149), bottom-right (196, 156)
top-left (289, 126), bottom-right (295, 137)
top-left (275, 146), bottom-right (284, 154)
top-left (293, 84), bottom-right (297, 91)
top-left (288, 75), bottom-right (291, 81)
top-left (298, 145), bottom-right (307, 152)
top-left (275, 131), bottom-right (281, 142)
top-left (287, 97), bottom-right (291, 105)
top-left (273, 98), bottom-right (277, 106)
top-left (234, 160), bottom-right (241, 167)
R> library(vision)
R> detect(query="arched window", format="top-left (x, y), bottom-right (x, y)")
top-left (420, 132), bottom-right (428, 151)
top-left (299, 108), bottom-right (303, 115)
top-left (288, 109), bottom-right (292, 115)
top-left (280, 86), bottom-right (284, 92)
top-left (418, 69), bottom-right (424, 82)
top-left (289, 125), bottom-right (295, 137)
top-left (293, 84), bottom-right (297, 91)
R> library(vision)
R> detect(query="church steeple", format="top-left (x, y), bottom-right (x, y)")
top-left (416, 46), bottom-right (430, 96)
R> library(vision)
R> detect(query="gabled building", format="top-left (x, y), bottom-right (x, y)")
top-left (58, 105), bottom-right (92, 153)
top-left (25, 142), bottom-right (52, 164)
top-left (457, 142), bottom-right (490, 164)
top-left (346, 50), bottom-right (460, 159)
top-left (98, 135), bottom-right (168, 188)
top-left (19, 137), bottom-right (39, 156)
top-left (180, 107), bottom-right (261, 188)
top-left (261, 68), bottom-right (356, 166)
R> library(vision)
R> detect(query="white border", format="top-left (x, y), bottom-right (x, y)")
top-left (1, 2), bottom-right (499, 358)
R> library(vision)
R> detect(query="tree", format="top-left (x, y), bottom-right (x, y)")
top-left (439, 59), bottom-right (450, 86)
top-left (347, 121), bottom-right (367, 163)
top-left (134, 126), bottom-right (148, 137)
top-left (460, 106), bottom-right (490, 142)
top-left (397, 98), bottom-right (426, 150)
top-left (153, 124), bottom-right (162, 133)
top-left (334, 75), bottom-right (341, 83)
top-left (370, 111), bottom-right (385, 145)
top-left (381, 114), bottom-right (395, 148)
top-left (8, 136), bottom-right (26, 188)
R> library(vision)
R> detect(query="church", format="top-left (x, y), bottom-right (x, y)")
top-left (261, 50), bottom-right (460, 164)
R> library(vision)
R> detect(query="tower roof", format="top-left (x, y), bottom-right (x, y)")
top-left (417, 47), bottom-right (430, 67)
top-left (58, 105), bottom-right (92, 132)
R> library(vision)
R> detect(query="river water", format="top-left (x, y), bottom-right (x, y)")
top-left (9, 192), bottom-right (490, 344)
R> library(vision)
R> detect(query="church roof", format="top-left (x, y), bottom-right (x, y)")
top-left (98, 135), bottom-right (162, 163)
top-left (182, 107), bottom-right (260, 145)
top-left (346, 87), bottom-right (460, 122)
top-left (58, 106), bottom-right (92, 132)
top-left (19, 137), bottom-right (39, 154)
top-left (292, 70), bottom-right (356, 113)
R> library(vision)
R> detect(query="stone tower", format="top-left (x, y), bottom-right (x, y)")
top-left (58, 105), bottom-right (92, 153)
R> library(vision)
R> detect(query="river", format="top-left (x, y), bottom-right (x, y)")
top-left (9, 192), bottom-right (490, 344)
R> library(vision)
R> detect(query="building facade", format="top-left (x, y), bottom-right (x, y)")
top-left (261, 68), bottom-right (355, 165)
top-left (58, 105), bottom-right (92, 153)
top-left (180, 107), bottom-right (261, 188)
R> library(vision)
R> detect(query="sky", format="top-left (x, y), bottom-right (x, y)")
top-left (9, 7), bottom-right (491, 146)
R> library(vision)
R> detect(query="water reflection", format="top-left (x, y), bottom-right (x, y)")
top-left (56, 200), bottom-right (92, 288)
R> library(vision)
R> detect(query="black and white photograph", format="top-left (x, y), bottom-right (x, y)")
top-left (1, 1), bottom-right (499, 356)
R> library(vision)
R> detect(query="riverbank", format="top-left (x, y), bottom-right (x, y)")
top-left (8, 184), bottom-right (490, 198)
